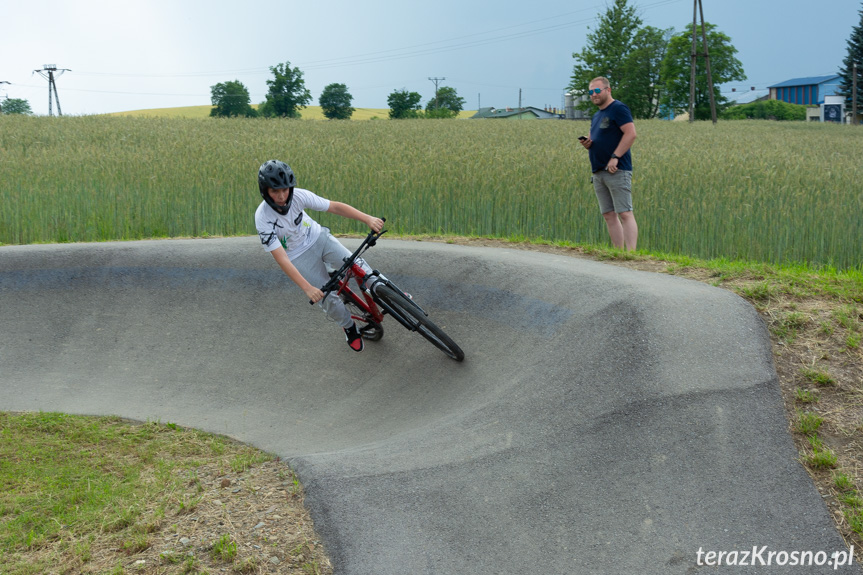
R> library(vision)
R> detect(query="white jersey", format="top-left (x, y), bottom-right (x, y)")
top-left (255, 188), bottom-right (331, 259)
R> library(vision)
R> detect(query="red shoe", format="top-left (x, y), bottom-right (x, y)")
top-left (344, 324), bottom-right (364, 352)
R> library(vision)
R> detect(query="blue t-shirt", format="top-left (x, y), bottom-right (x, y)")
top-left (588, 100), bottom-right (634, 173)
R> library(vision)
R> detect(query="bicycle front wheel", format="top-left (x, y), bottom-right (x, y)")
top-left (374, 285), bottom-right (464, 362)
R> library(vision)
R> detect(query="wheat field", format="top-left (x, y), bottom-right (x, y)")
top-left (1, 115), bottom-right (860, 269)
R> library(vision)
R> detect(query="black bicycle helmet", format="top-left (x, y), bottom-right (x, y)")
top-left (258, 160), bottom-right (296, 215)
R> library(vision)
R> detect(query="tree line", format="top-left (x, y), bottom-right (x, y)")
top-left (209, 63), bottom-right (466, 120)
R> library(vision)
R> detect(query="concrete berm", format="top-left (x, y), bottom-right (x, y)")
top-left (1, 237), bottom-right (857, 574)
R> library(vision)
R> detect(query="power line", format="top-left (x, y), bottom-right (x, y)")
top-left (66, 0), bottom-right (685, 81)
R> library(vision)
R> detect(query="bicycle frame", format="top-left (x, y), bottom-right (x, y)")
top-left (315, 226), bottom-right (431, 333)
top-left (312, 224), bottom-right (464, 361)
top-left (335, 262), bottom-right (385, 326)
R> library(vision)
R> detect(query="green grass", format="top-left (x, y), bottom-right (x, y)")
top-left (795, 387), bottom-right (819, 403)
top-left (834, 474), bottom-right (863, 537)
top-left (1, 116), bottom-right (861, 270)
top-left (211, 534), bottom-right (238, 562)
top-left (0, 412), bottom-right (275, 574)
top-left (795, 410), bottom-right (824, 436)
top-left (806, 436), bottom-right (838, 469)
top-left (801, 367), bottom-right (836, 387)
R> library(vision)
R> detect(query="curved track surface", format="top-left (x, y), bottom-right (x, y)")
top-left (1, 238), bottom-right (858, 574)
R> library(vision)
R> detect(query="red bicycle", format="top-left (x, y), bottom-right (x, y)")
top-left (313, 223), bottom-right (465, 362)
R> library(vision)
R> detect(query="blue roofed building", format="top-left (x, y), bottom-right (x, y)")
top-left (768, 75), bottom-right (843, 122)
top-left (768, 74), bottom-right (841, 106)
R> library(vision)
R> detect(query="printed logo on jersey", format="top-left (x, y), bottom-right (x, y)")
top-left (259, 219), bottom-right (284, 247)
top-left (294, 212), bottom-right (304, 226)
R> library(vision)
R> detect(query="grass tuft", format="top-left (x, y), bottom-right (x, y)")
top-left (795, 410), bottom-right (824, 436)
top-left (801, 367), bottom-right (836, 387)
top-left (806, 436), bottom-right (838, 469)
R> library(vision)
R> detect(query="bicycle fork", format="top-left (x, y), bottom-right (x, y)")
top-left (364, 270), bottom-right (430, 332)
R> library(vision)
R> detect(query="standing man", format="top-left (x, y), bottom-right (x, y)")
top-left (580, 76), bottom-right (638, 251)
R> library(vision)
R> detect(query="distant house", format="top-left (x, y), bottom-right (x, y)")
top-left (725, 88), bottom-right (769, 105)
top-left (768, 75), bottom-right (841, 106)
top-left (471, 106), bottom-right (562, 120)
top-left (768, 75), bottom-right (843, 122)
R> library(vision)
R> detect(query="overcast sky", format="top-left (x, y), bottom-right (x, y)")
top-left (2, 0), bottom-right (859, 116)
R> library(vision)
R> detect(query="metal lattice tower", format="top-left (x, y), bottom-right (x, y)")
top-left (0, 81), bottom-right (9, 113)
top-left (34, 65), bottom-right (71, 116)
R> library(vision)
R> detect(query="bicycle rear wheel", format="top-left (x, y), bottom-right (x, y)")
top-left (374, 285), bottom-right (464, 361)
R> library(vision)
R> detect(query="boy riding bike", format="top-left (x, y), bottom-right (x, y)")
top-left (254, 159), bottom-right (383, 353)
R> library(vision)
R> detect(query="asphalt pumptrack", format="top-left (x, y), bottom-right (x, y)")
top-left (2, 237), bottom-right (859, 574)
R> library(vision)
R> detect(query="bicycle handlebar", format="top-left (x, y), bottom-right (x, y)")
top-left (310, 219), bottom-right (387, 305)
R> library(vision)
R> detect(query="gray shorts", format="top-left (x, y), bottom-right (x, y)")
top-left (291, 229), bottom-right (373, 329)
top-left (592, 170), bottom-right (633, 214)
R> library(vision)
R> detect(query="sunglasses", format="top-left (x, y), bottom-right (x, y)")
top-left (588, 87), bottom-right (606, 95)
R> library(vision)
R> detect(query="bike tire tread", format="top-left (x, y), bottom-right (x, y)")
top-left (374, 284), bottom-right (465, 362)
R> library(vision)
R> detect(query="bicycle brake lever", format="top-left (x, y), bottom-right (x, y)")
top-left (368, 228), bottom-right (387, 247)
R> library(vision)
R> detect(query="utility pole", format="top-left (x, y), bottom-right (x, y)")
top-left (689, 0), bottom-right (696, 122)
top-left (689, 0), bottom-right (717, 123)
top-left (34, 64), bottom-right (70, 116)
top-left (428, 77), bottom-right (445, 109)
top-left (0, 81), bottom-right (8, 114)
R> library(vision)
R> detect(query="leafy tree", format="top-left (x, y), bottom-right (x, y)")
top-left (259, 61), bottom-right (312, 118)
top-left (660, 22), bottom-right (746, 120)
top-left (570, 0), bottom-right (641, 113)
top-left (0, 98), bottom-right (32, 115)
top-left (319, 83), bottom-right (355, 120)
top-left (387, 89), bottom-right (422, 119)
top-left (424, 107), bottom-right (457, 119)
top-left (620, 25), bottom-right (673, 119)
top-left (424, 86), bottom-right (465, 118)
top-left (569, 0), bottom-right (670, 119)
top-left (209, 80), bottom-right (257, 118)
top-left (838, 3), bottom-right (863, 120)
top-left (721, 99), bottom-right (806, 121)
